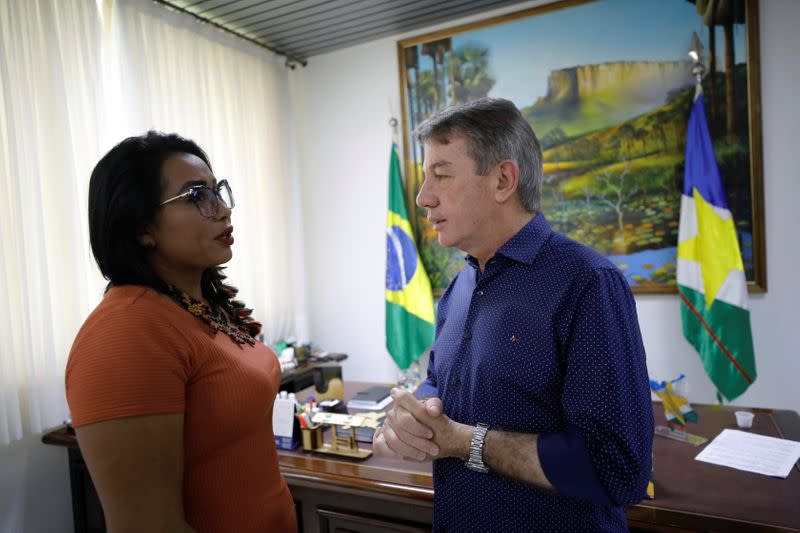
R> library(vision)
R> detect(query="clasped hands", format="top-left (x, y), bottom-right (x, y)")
top-left (373, 388), bottom-right (470, 462)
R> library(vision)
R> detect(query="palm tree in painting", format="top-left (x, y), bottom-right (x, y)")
top-left (417, 71), bottom-right (438, 119)
top-left (448, 44), bottom-right (496, 103)
top-left (421, 38), bottom-right (452, 111)
top-left (689, 0), bottom-right (746, 142)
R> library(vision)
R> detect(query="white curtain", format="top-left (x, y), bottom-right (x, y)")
top-left (0, 0), bottom-right (308, 445)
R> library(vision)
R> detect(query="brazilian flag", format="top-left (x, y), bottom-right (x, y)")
top-left (385, 143), bottom-right (435, 370)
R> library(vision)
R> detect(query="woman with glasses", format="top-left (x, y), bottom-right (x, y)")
top-left (65, 131), bottom-right (296, 532)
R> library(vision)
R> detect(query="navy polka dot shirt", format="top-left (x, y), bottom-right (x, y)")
top-left (416, 214), bottom-right (654, 532)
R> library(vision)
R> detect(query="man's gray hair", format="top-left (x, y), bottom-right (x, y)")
top-left (414, 97), bottom-right (543, 213)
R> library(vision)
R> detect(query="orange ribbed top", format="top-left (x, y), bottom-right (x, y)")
top-left (66, 285), bottom-right (296, 533)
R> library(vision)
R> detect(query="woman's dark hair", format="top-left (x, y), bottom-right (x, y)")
top-left (88, 131), bottom-right (258, 335)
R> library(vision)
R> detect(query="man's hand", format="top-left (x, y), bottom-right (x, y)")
top-left (373, 388), bottom-right (442, 460)
top-left (373, 388), bottom-right (471, 462)
top-left (373, 389), bottom-right (554, 489)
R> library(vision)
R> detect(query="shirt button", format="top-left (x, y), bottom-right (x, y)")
top-left (477, 290), bottom-right (484, 296)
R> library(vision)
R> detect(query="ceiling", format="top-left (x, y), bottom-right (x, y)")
top-left (156, 0), bottom-right (530, 66)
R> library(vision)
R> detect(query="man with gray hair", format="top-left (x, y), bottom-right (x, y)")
top-left (374, 98), bottom-right (653, 531)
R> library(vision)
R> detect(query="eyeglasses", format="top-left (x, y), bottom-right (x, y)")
top-left (159, 180), bottom-right (234, 218)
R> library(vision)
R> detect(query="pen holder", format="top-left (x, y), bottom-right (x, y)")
top-left (301, 426), bottom-right (324, 451)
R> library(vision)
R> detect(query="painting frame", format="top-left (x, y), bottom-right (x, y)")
top-left (397, 0), bottom-right (765, 295)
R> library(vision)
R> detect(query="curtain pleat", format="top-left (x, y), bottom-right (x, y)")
top-left (0, 0), bottom-right (307, 445)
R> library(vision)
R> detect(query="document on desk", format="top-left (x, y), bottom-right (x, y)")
top-left (695, 429), bottom-right (800, 478)
top-left (272, 398), bottom-right (296, 437)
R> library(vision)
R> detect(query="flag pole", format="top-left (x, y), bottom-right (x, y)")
top-left (689, 31), bottom-right (705, 100)
top-left (389, 117), bottom-right (399, 146)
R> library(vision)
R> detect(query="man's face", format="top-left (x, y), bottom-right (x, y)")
top-left (416, 135), bottom-right (496, 254)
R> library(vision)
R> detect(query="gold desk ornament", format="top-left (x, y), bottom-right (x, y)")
top-left (308, 412), bottom-right (373, 459)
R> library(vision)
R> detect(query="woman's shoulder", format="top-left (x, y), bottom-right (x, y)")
top-left (103, 284), bottom-right (171, 307)
top-left (68, 285), bottom-right (201, 378)
top-left (67, 285), bottom-right (197, 426)
top-left (76, 285), bottom-right (195, 344)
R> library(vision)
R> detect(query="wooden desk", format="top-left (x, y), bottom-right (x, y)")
top-left (279, 383), bottom-right (432, 531)
top-left (631, 404), bottom-right (800, 532)
top-left (279, 359), bottom-right (345, 393)
top-left (43, 383), bottom-right (799, 532)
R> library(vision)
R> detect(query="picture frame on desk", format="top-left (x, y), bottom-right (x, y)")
top-left (398, 0), bottom-right (765, 294)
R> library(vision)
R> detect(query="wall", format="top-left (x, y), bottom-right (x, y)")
top-left (291, 0), bottom-right (800, 412)
top-left (0, 434), bottom-right (71, 532)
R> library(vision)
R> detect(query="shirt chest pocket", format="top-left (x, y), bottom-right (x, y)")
top-left (475, 313), bottom-right (563, 400)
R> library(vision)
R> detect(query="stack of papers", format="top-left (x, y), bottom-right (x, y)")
top-left (695, 429), bottom-right (800, 478)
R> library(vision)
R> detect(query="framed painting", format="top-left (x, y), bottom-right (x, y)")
top-left (398, 0), bottom-right (764, 294)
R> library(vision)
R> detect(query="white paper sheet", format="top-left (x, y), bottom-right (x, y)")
top-left (695, 429), bottom-right (800, 478)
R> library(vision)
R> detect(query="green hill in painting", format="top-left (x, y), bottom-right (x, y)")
top-left (522, 60), bottom-right (693, 143)
top-left (535, 65), bottom-right (750, 276)
top-left (414, 61), bottom-right (751, 290)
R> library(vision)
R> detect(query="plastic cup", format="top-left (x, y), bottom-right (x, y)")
top-left (735, 410), bottom-right (754, 429)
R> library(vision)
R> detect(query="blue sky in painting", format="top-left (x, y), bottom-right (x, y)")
top-left (440, 0), bottom-right (747, 108)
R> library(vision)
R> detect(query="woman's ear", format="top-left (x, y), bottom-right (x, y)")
top-left (136, 229), bottom-right (156, 249)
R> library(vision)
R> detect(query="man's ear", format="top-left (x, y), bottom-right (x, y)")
top-left (494, 160), bottom-right (520, 203)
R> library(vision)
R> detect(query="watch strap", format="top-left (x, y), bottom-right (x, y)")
top-left (465, 422), bottom-right (490, 473)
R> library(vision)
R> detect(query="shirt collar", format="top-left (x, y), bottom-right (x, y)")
top-left (465, 212), bottom-right (552, 268)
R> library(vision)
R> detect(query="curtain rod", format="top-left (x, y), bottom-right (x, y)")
top-left (151, 0), bottom-right (308, 68)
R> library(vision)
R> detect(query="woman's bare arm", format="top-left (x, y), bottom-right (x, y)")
top-left (75, 413), bottom-right (195, 533)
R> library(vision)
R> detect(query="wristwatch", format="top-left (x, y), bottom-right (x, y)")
top-left (465, 423), bottom-right (490, 473)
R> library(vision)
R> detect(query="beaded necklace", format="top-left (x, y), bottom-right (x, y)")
top-left (166, 286), bottom-right (255, 346)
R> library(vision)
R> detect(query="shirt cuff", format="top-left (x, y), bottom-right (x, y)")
top-left (415, 380), bottom-right (438, 400)
top-left (537, 424), bottom-right (613, 507)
